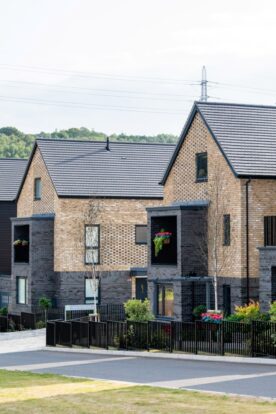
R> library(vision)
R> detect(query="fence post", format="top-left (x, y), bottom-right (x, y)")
top-left (70, 321), bottom-right (73, 347)
top-left (106, 321), bottom-right (109, 350)
top-left (147, 321), bottom-right (150, 352)
top-left (250, 321), bottom-right (255, 357)
top-left (220, 322), bottom-right (224, 356)
top-left (169, 322), bottom-right (173, 353)
top-left (125, 320), bottom-right (128, 350)
top-left (54, 321), bottom-right (56, 347)
top-left (195, 321), bottom-right (198, 355)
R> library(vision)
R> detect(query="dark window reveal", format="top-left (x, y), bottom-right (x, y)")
top-left (264, 216), bottom-right (276, 246)
top-left (85, 225), bottom-right (100, 265)
top-left (135, 225), bottom-right (147, 244)
top-left (151, 216), bottom-right (177, 265)
top-left (14, 225), bottom-right (29, 263)
top-left (223, 214), bottom-right (231, 246)
top-left (34, 178), bottom-right (42, 200)
top-left (196, 152), bottom-right (208, 181)
top-left (272, 267), bottom-right (276, 302)
top-left (157, 284), bottom-right (174, 317)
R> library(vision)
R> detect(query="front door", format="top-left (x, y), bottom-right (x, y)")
top-left (135, 277), bottom-right (148, 301)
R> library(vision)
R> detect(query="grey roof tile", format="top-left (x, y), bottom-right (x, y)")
top-left (162, 101), bottom-right (276, 183)
top-left (0, 158), bottom-right (27, 201)
top-left (37, 139), bottom-right (175, 198)
top-left (196, 102), bottom-right (276, 177)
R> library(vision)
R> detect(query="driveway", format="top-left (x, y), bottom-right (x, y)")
top-left (0, 329), bottom-right (45, 353)
top-left (0, 349), bottom-right (276, 399)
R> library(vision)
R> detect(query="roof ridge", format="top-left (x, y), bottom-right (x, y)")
top-left (0, 157), bottom-right (28, 161)
top-left (36, 137), bottom-right (175, 146)
top-left (195, 100), bottom-right (276, 110)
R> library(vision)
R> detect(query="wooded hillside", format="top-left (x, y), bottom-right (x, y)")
top-left (0, 127), bottom-right (177, 158)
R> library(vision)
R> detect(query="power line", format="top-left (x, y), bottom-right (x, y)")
top-left (0, 79), bottom-right (200, 102)
top-left (0, 94), bottom-right (193, 115)
top-left (0, 63), bottom-right (200, 85)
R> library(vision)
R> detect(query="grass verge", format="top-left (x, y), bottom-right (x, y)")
top-left (0, 369), bottom-right (275, 414)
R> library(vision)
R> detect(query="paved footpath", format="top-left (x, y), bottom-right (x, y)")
top-left (0, 346), bottom-right (276, 400)
top-left (0, 329), bottom-right (45, 353)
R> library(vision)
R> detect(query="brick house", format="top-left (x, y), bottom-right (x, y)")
top-left (10, 138), bottom-right (174, 313)
top-left (0, 158), bottom-right (27, 307)
top-left (147, 102), bottom-right (276, 320)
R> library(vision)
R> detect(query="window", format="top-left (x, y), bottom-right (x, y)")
top-left (34, 178), bottom-right (42, 200)
top-left (16, 277), bottom-right (27, 305)
top-left (196, 152), bottom-right (208, 181)
top-left (135, 225), bottom-right (147, 244)
top-left (14, 225), bottom-right (29, 263)
top-left (223, 284), bottom-right (231, 316)
top-left (85, 278), bottom-right (99, 304)
top-left (223, 214), bottom-right (231, 246)
top-left (272, 267), bottom-right (276, 302)
top-left (157, 284), bottom-right (174, 317)
top-left (85, 225), bottom-right (100, 265)
top-left (264, 216), bottom-right (276, 246)
top-left (151, 216), bottom-right (177, 265)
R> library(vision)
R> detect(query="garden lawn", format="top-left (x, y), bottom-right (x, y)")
top-left (0, 370), bottom-right (276, 414)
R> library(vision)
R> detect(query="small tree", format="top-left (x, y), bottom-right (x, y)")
top-left (83, 199), bottom-right (101, 315)
top-left (124, 299), bottom-right (154, 322)
top-left (39, 296), bottom-right (52, 324)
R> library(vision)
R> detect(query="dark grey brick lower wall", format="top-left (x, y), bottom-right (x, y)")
top-left (56, 271), bottom-right (132, 307)
top-left (0, 275), bottom-right (11, 292)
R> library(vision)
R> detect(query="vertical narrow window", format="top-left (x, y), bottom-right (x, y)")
top-left (34, 178), bottom-right (42, 200)
top-left (196, 152), bottom-right (208, 181)
top-left (157, 284), bottom-right (174, 317)
top-left (16, 277), bottom-right (27, 304)
top-left (85, 278), bottom-right (99, 304)
top-left (223, 284), bottom-right (231, 316)
top-left (264, 216), bottom-right (276, 246)
top-left (85, 225), bottom-right (100, 265)
top-left (223, 214), bottom-right (231, 246)
top-left (135, 225), bottom-right (147, 244)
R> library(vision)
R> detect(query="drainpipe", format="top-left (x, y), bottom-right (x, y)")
top-left (245, 178), bottom-right (251, 305)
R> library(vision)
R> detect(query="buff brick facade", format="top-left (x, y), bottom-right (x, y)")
top-left (11, 141), bottom-right (172, 312)
top-left (156, 103), bottom-right (276, 315)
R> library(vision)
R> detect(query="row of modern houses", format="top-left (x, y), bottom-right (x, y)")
top-left (1, 101), bottom-right (276, 320)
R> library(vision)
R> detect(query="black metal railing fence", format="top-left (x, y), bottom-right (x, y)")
top-left (46, 319), bottom-right (276, 359)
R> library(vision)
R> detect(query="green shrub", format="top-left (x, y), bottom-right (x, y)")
top-left (225, 313), bottom-right (244, 322)
top-left (192, 305), bottom-right (207, 320)
top-left (232, 301), bottom-right (266, 322)
top-left (269, 301), bottom-right (276, 322)
top-left (124, 299), bottom-right (154, 322)
top-left (0, 307), bottom-right (8, 316)
top-left (35, 320), bottom-right (46, 329)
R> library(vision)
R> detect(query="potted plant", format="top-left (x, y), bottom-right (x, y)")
top-left (153, 229), bottom-right (172, 257)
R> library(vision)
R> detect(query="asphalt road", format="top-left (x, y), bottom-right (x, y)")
top-left (0, 350), bottom-right (276, 399)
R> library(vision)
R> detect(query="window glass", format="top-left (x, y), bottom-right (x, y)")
top-left (85, 278), bottom-right (99, 304)
top-left (86, 226), bottom-right (99, 248)
top-left (34, 178), bottom-right (42, 200)
top-left (223, 214), bottom-right (231, 246)
top-left (135, 225), bottom-right (147, 244)
top-left (17, 277), bottom-right (27, 304)
top-left (264, 216), bottom-right (276, 246)
top-left (85, 249), bottom-right (99, 265)
top-left (196, 152), bottom-right (208, 181)
top-left (157, 284), bottom-right (174, 317)
top-left (85, 225), bottom-right (99, 264)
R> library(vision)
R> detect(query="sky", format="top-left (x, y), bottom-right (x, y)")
top-left (1, 0), bottom-right (276, 136)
